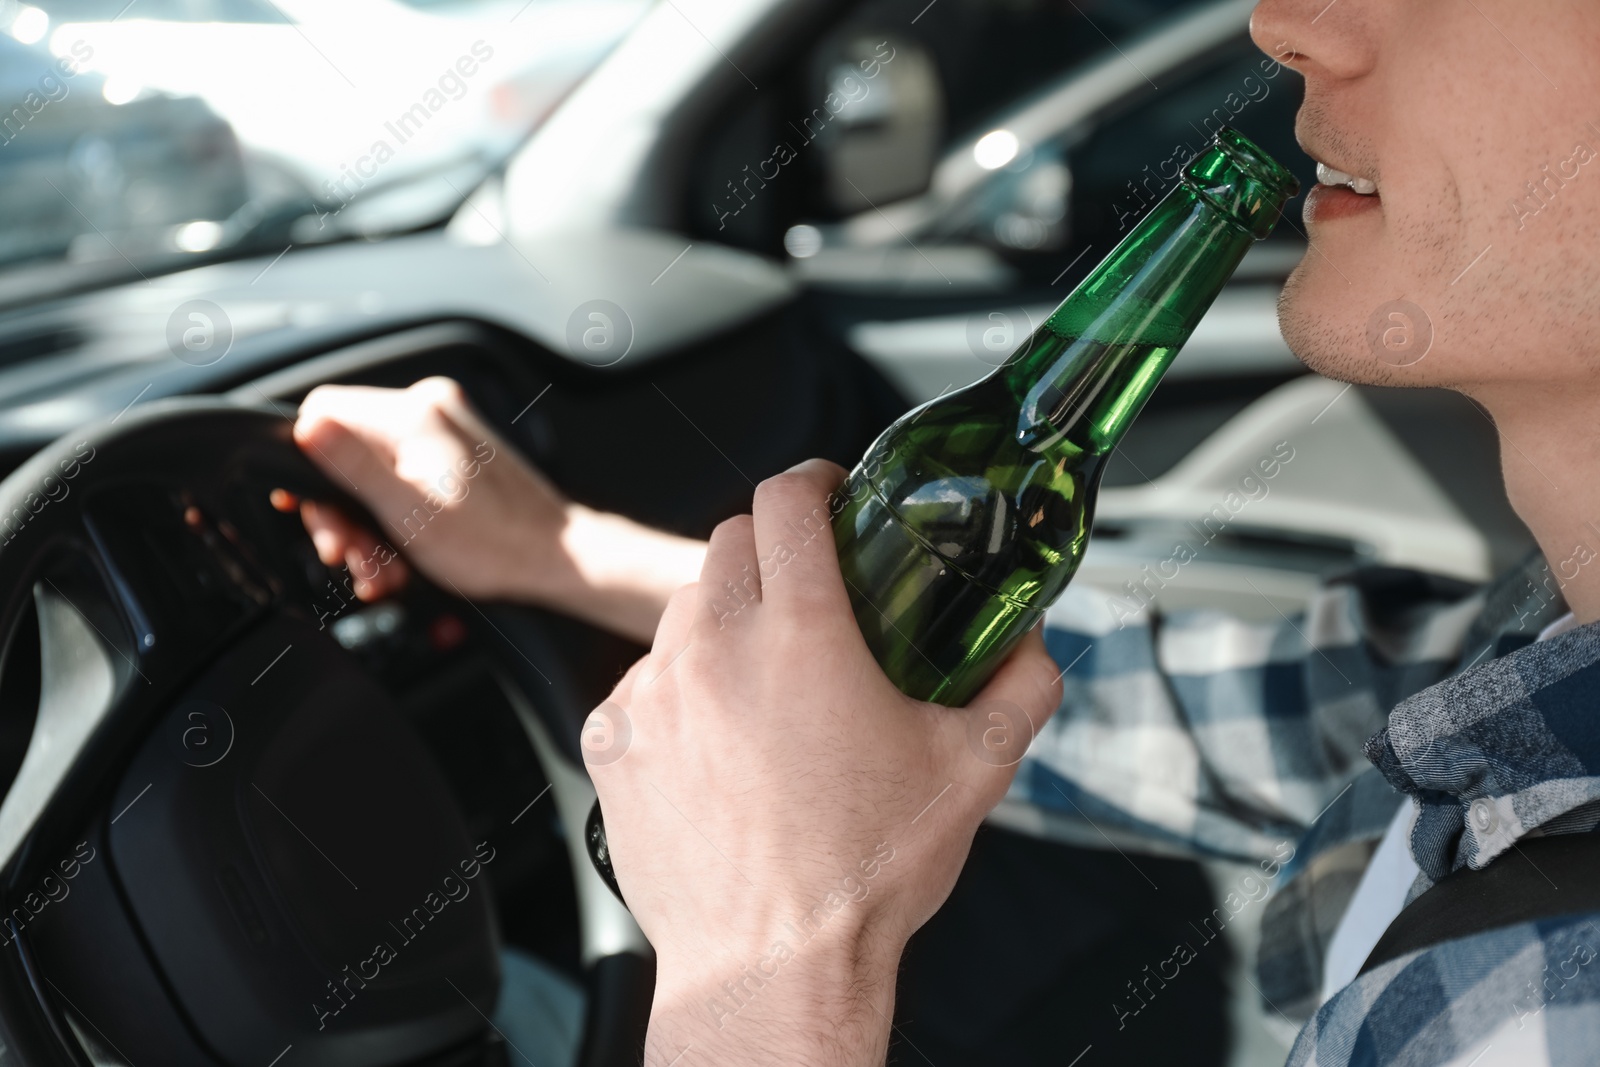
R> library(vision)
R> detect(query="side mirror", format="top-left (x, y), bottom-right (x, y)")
top-left (809, 35), bottom-right (943, 213)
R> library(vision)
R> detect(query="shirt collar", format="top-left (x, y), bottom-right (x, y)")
top-left (1365, 615), bottom-right (1600, 883)
top-left (1539, 611), bottom-right (1580, 642)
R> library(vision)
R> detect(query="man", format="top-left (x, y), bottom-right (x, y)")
top-left (289, 0), bottom-right (1600, 1062)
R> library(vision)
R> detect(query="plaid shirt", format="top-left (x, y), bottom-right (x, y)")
top-left (1012, 549), bottom-right (1600, 1065)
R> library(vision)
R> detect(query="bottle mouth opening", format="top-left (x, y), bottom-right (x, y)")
top-left (1182, 126), bottom-right (1299, 238)
top-left (1210, 126), bottom-right (1301, 198)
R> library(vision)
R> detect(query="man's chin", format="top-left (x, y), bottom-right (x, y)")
top-left (1276, 267), bottom-right (1425, 388)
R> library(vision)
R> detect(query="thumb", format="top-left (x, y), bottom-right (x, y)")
top-left (967, 626), bottom-right (1063, 736)
top-left (946, 628), bottom-right (1062, 789)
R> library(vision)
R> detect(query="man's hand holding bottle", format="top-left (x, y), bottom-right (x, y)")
top-left (284, 377), bottom-right (1062, 1062)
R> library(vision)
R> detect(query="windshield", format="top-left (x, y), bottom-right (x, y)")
top-left (2, 0), bottom-right (648, 284)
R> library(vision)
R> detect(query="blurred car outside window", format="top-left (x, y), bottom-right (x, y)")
top-left (2, 0), bottom-right (650, 285)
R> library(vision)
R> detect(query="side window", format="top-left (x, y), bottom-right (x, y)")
top-left (912, 37), bottom-right (1313, 287)
top-left (1065, 38), bottom-right (1313, 258)
top-left (686, 0), bottom-right (1210, 253)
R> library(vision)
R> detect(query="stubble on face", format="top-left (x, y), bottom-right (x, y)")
top-left (1268, 0), bottom-right (1600, 400)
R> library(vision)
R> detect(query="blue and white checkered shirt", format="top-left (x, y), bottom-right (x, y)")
top-left (1016, 550), bottom-right (1600, 1065)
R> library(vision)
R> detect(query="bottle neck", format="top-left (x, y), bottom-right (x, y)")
top-left (1003, 184), bottom-right (1257, 456)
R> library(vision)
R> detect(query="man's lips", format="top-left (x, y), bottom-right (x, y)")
top-left (1304, 183), bottom-right (1382, 224)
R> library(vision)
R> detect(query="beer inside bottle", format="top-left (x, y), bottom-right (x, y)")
top-left (832, 126), bottom-right (1298, 706)
top-left (584, 126), bottom-right (1297, 902)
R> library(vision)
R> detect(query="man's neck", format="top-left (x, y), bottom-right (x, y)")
top-left (1474, 380), bottom-right (1600, 624)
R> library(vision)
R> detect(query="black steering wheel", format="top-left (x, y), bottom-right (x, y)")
top-left (0, 397), bottom-right (651, 1067)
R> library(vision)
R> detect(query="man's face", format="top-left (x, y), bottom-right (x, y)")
top-left (1250, 0), bottom-right (1600, 394)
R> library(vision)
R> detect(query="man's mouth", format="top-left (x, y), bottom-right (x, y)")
top-left (1305, 158), bottom-right (1381, 224)
top-left (1314, 161), bottom-right (1378, 196)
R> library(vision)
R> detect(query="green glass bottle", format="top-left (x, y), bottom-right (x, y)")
top-left (585, 127), bottom-right (1296, 901)
top-left (834, 126), bottom-right (1296, 706)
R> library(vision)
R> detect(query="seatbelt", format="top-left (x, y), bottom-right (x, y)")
top-left (1360, 831), bottom-right (1600, 976)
